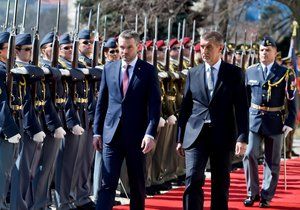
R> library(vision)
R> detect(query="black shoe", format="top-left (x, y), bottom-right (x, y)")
top-left (244, 195), bottom-right (260, 207)
top-left (291, 150), bottom-right (299, 157)
top-left (259, 199), bottom-right (270, 208)
top-left (76, 201), bottom-right (95, 210)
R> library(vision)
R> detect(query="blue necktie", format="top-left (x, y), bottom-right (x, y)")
top-left (206, 66), bottom-right (214, 98)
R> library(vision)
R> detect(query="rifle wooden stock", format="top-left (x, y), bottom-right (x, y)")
top-left (92, 40), bottom-right (99, 68)
top-left (152, 44), bottom-right (157, 69)
top-left (178, 45), bottom-right (184, 71)
top-left (164, 47), bottom-right (170, 72)
top-left (6, 35), bottom-right (15, 106)
top-left (189, 45), bottom-right (195, 67)
top-left (71, 40), bottom-right (79, 69)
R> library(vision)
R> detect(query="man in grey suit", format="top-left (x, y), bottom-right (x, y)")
top-left (177, 31), bottom-right (249, 210)
top-left (243, 36), bottom-right (296, 208)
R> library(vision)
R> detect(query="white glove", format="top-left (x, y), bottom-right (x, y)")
top-left (7, 133), bottom-right (21, 144)
top-left (11, 67), bottom-right (28, 74)
top-left (158, 117), bottom-right (166, 128)
top-left (41, 66), bottom-right (51, 74)
top-left (166, 115), bottom-right (177, 125)
top-left (33, 131), bottom-right (46, 142)
top-left (181, 69), bottom-right (188, 76)
top-left (59, 69), bottom-right (71, 76)
top-left (78, 68), bottom-right (90, 75)
top-left (72, 124), bottom-right (84, 135)
top-left (170, 72), bottom-right (180, 79)
top-left (158, 71), bottom-right (169, 79)
top-left (54, 127), bottom-right (66, 139)
top-left (283, 125), bottom-right (293, 138)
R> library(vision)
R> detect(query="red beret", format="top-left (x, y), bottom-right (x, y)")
top-left (182, 37), bottom-right (191, 46)
top-left (156, 40), bottom-right (165, 49)
top-left (138, 42), bottom-right (143, 52)
top-left (169, 38), bottom-right (179, 48)
top-left (146, 40), bottom-right (153, 48)
top-left (194, 43), bottom-right (200, 52)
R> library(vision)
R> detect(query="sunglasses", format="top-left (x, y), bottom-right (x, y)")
top-left (171, 47), bottom-right (180, 51)
top-left (46, 43), bottom-right (53, 48)
top-left (109, 49), bottom-right (119, 54)
top-left (82, 40), bottom-right (92, 45)
top-left (62, 46), bottom-right (72, 51)
top-left (20, 47), bottom-right (32, 52)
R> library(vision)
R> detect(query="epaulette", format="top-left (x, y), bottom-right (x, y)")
top-left (247, 63), bottom-right (259, 69)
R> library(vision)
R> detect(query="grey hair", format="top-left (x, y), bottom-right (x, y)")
top-left (201, 31), bottom-right (224, 45)
top-left (119, 30), bottom-right (140, 44)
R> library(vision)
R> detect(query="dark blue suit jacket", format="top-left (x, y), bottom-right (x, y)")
top-left (246, 62), bottom-right (297, 135)
top-left (93, 58), bottom-right (161, 146)
top-left (178, 61), bottom-right (249, 150)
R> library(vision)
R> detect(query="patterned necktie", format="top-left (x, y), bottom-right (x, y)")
top-left (122, 64), bottom-right (130, 96)
top-left (206, 66), bottom-right (214, 98)
top-left (264, 66), bottom-right (268, 79)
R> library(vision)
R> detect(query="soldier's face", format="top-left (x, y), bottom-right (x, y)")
top-left (259, 45), bottom-right (277, 65)
top-left (118, 37), bottom-right (138, 63)
top-left (16, 44), bottom-right (32, 63)
top-left (79, 39), bottom-right (92, 56)
top-left (200, 39), bottom-right (223, 65)
top-left (104, 47), bottom-right (120, 62)
top-left (0, 43), bottom-right (8, 62)
top-left (170, 44), bottom-right (179, 59)
top-left (41, 43), bottom-right (52, 60)
top-left (59, 44), bottom-right (73, 61)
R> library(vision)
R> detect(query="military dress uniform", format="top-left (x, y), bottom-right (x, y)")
top-left (243, 37), bottom-right (297, 207)
top-left (0, 32), bottom-right (21, 209)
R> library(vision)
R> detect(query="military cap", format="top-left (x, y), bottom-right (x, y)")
top-left (146, 40), bottom-right (153, 48)
top-left (138, 42), bottom-right (143, 52)
top-left (169, 38), bottom-right (179, 48)
top-left (59, 33), bottom-right (72, 45)
top-left (78, 29), bottom-right (91, 40)
top-left (16, 33), bottom-right (32, 46)
top-left (0, 32), bottom-right (10, 44)
top-left (156, 40), bottom-right (165, 49)
top-left (182, 37), bottom-right (191, 47)
top-left (40, 32), bottom-right (54, 48)
top-left (104, 37), bottom-right (117, 48)
top-left (194, 43), bottom-right (200, 52)
top-left (260, 36), bottom-right (276, 47)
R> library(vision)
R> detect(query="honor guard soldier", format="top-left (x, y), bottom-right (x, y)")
top-left (30, 31), bottom-right (67, 210)
top-left (169, 38), bottom-right (179, 72)
top-left (54, 33), bottom-right (88, 210)
top-left (243, 36), bottom-right (297, 208)
top-left (78, 29), bottom-right (93, 67)
top-left (0, 32), bottom-right (21, 210)
top-left (103, 37), bottom-right (119, 64)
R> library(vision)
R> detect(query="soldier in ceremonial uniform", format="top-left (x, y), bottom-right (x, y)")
top-left (103, 37), bottom-right (119, 64)
top-left (243, 36), bottom-right (297, 208)
top-left (0, 32), bottom-right (21, 210)
top-left (169, 38), bottom-right (179, 72)
top-left (55, 33), bottom-right (86, 210)
top-left (78, 29), bottom-right (93, 67)
top-left (30, 31), bottom-right (66, 210)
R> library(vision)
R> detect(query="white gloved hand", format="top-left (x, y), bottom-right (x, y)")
top-left (78, 68), bottom-right (90, 75)
top-left (166, 115), bottom-right (177, 125)
top-left (181, 69), bottom-right (188, 76)
top-left (54, 127), bottom-right (66, 139)
top-left (158, 117), bottom-right (166, 128)
top-left (59, 69), bottom-right (71, 76)
top-left (158, 71), bottom-right (168, 79)
top-left (72, 124), bottom-right (84, 136)
top-left (7, 133), bottom-right (21, 144)
top-left (41, 66), bottom-right (51, 74)
top-left (11, 67), bottom-right (28, 74)
top-left (282, 125), bottom-right (293, 138)
top-left (33, 131), bottom-right (46, 142)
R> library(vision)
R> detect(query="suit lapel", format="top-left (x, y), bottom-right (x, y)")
top-left (111, 60), bottom-right (122, 100)
top-left (265, 62), bottom-right (277, 81)
top-left (122, 59), bottom-right (140, 102)
top-left (198, 64), bottom-right (209, 104)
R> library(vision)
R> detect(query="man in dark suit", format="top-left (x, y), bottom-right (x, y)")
top-left (176, 31), bottom-right (249, 210)
top-left (243, 36), bottom-right (296, 208)
top-left (93, 30), bottom-right (161, 210)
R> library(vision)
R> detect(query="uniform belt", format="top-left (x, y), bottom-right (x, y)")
top-left (251, 103), bottom-right (285, 112)
top-left (56, 98), bottom-right (66, 104)
top-left (75, 97), bottom-right (88, 103)
top-left (11, 105), bottom-right (23, 111)
top-left (35, 100), bottom-right (45, 107)
top-left (166, 95), bottom-right (176, 101)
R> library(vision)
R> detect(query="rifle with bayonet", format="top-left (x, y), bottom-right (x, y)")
top-left (88, 9), bottom-right (92, 31)
top-left (151, 17), bottom-right (158, 69)
top-left (189, 20), bottom-right (195, 68)
top-left (141, 16), bottom-right (147, 61)
top-left (164, 18), bottom-right (171, 72)
top-left (135, 14), bottom-right (138, 32)
top-left (50, 0), bottom-right (60, 105)
top-left (92, 3), bottom-right (100, 68)
top-left (247, 33), bottom-right (254, 66)
top-left (6, 0), bottom-right (18, 107)
top-left (120, 15), bottom-right (124, 33)
top-left (2, 0), bottom-right (10, 32)
top-left (223, 30), bottom-right (229, 62)
top-left (178, 19), bottom-right (185, 71)
top-left (231, 31), bottom-right (237, 65)
top-left (240, 30), bottom-right (247, 70)
top-left (30, 0), bottom-right (41, 108)
top-left (19, 0), bottom-right (28, 34)
top-left (99, 15), bottom-right (107, 65)
top-left (71, 4), bottom-right (80, 69)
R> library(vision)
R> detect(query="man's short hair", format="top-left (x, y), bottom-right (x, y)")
top-left (119, 30), bottom-right (140, 44)
top-left (201, 31), bottom-right (224, 45)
